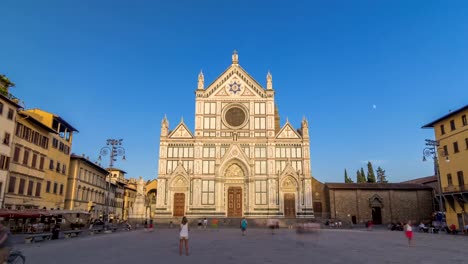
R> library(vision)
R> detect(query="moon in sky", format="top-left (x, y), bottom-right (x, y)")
top-left (372, 105), bottom-right (377, 109)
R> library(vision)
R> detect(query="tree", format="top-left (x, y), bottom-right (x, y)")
top-left (344, 169), bottom-right (353, 183)
top-left (357, 168), bottom-right (366, 183)
top-left (367, 161), bottom-right (376, 183)
top-left (376, 166), bottom-right (388, 183)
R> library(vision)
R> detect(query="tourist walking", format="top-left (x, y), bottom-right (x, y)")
top-left (404, 221), bottom-right (413, 247)
top-left (203, 218), bottom-right (208, 229)
top-left (179, 217), bottom-right (189, 256)
top-left (241, 218), bottom-right (248, 236)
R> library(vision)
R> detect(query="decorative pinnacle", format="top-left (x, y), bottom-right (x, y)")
top-left (232, 50), bottom-right (239, 64)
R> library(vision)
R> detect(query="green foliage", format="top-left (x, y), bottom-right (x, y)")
top-left (376, 166), bottom-right (388, 183)
top-left (344, 169), bottom-right (353, 183)
top-left (357, 168), bottom-right (366, 183)
top-left (367, 161), bottom-right (376, 183)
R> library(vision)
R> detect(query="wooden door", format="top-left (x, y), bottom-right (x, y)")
top-left (284, 193), bottom-right (296, 218)
top-left (173, 193), bottom-right (185, 217)
top-left (372, 207), bottom-right (382, 224)
top-left (228, 187), bottom-right (242, 217)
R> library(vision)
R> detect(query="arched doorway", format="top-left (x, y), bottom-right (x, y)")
top-left (369, 195), bottom-right (383, 224)
top-left (171, 176), bottom-right (188, 217)
top-left (281, 176), bottom-right (298, 218)
top-left (225, 163), bottom-right (245, 217)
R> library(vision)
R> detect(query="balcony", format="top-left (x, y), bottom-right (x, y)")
top-left (443, 185), bottom-right (468, 193)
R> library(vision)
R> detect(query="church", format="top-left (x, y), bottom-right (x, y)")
top-left (155, 52), bottom-right (314, 219)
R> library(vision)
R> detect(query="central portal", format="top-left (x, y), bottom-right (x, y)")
top-left (284, 193), bottom-right (296, 218)
top-left (228, 187), bottom-right (242, 217)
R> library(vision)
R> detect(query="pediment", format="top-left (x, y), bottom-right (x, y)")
top-left (168, 121), bottom-right (193, 139)
top-left (279, 162), bottom-right (300, 178)
top-left (219, 144), bottom-right (251, 175)
top-left (204, 66), bottom-right (267, 99)
top-left (170, 161), bottom-right (190, 178)
top-left (276, 122), bottom-right (301, 139)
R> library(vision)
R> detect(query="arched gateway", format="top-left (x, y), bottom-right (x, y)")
top-left (155, 52), bottom-right (314, 219)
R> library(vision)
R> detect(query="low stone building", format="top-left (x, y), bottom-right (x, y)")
top-left (325, 183), bottom-right (433, 225)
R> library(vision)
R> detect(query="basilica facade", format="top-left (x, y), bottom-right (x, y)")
top-left (155, 52), bottom-right (314, 218)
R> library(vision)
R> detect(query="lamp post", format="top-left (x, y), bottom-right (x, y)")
top-left (98, 139), bottom-right (126, 224)
top-left (422, 139), bottom-right (447, 215)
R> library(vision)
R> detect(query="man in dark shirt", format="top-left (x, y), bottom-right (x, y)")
top-left (0, 222), bottom-right (12, 264)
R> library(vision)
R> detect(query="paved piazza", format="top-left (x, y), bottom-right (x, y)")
top-left (15, 228), bottom-right (468, 264)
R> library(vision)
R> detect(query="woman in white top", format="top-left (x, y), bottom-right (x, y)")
top-left (179, 217), bottom-right (189, 256)
top-left (404, 220), bottom-right (413, 247)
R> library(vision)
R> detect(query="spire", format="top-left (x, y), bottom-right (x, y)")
top-left (301, 116), bottom-right (309, 138)
top-left (197, 70), bottom-right (204, 90)
top-left (161, 115), bottom-right (169, 137)
top-left (232, 50), bottom-right (239, 65)
top-left (266, 71), bottom-right (273, 90)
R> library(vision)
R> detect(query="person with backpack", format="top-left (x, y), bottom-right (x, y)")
top-left (240, 217), bottom-right (248, 236)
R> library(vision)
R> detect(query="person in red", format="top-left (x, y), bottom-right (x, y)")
top-left (404, 221), bottom-right (413, 247)
top-left (449, 223), bottom-right (457, 234)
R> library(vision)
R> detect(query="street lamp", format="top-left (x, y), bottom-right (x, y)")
top-left (422, 139), bottom-right (447, 215)
top-left (98, 139), bottom-right (126, 224)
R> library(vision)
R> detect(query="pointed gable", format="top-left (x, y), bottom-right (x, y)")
top-left (168, 121), bottom-right (194, 139)
top-left (218, 144), bottom-right (251, 176)
top-left (276, 122), bottom-right (302, 139)
top-left (203, 65), bottom-right (267, 99)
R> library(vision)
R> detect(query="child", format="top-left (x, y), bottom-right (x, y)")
top-left (404, 220), bottom-right (413, 247)
top-left (179, 217), bottom-right (189, 256)
top-left (240, 218), bottom-right (248, 236)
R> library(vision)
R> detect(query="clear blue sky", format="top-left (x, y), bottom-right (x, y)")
top-left (1, 1), bottom-right (467, 183)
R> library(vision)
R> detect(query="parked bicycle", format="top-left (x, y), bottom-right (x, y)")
top-left (8, 249), bottom-right (25, 264)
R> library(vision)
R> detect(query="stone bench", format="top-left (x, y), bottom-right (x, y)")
top-left (63, 230), bottom-right (83, 238)
top-left (25, 232), bottom-right (52, 243)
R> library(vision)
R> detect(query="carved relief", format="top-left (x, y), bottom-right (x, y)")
top-left (225, 164), bottom-right (244, 178)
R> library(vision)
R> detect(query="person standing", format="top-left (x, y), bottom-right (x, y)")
top-left (0, 222), bottom-right (11, 264)
top-left (240, 218), bottom-right (248, 236)
top-left (179, 217), bottom-right (189, 256)
top-left (404, 221), bottom-right (413, 247)
top-left (203, 218), bottom-right (208, 229)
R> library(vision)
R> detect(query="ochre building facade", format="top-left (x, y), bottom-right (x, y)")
top-left (156, 52), bottom-right (314, 218)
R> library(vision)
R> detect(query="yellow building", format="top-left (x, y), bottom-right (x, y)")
top-left (423, 105), bottom-right (468, 229)
top-left (24, 109), bottom-right (78, 209)
top-left (123, 179), bottom-right (136, 220)
top-left (5, 111), bottom-right (56, 209)
top-left (108, 168), bottom-right (126, 220)
top-left (66, 154), bottom-right (108, 219)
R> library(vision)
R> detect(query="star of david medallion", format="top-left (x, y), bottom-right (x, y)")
top-left (228, 81), bottom-right (242, 95)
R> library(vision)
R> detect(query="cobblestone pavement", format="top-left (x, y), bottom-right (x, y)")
top-left (14, 228), bottom-right (468, 264)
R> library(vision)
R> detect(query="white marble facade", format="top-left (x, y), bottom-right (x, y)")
top-left (155, 52), bottom-right (314, 218)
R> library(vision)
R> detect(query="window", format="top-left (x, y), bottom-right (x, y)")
top-left (202, 161), bottom-right (215, 174)
top-left (3, 132), bottom-right (10, 145)
top-left (7, 108), bottom-right (14, 120)
top-left (255, 181), bottom-right (267, 205)
top-left (255, 147), bottom-right (266, 158)
top-left (31, 153), bottom-right (37, 169)
top-left (204, 102), bottom-right (216, 114)
top-left (53, 183), bottom-right (58, 194)
top-left (59, 184), bottom-right (64, 195)
top-left (443, 145), bottom-right (448, 156)
top-left (462, 115), bottom-right (467, 126)
top-left (46, 181), bottom-right (51, 193)
top-left (201, 180), bottom-right (215, 204)
top-left (203, 146), bottom-right (216, 158)
top-left (27, 181), bottom-right (34, 196)
top-left (447, 174), bottom-right (453, 185)
top-left (457, 171), bottom-right (465, 186)
top-left (22, 150), bottom-right (29, 166)
top-left (52, 138), bottom-right (58, 148)
top-left (0, 155), bottom-right (10, 171)
top-left (440, 124), bottom-right (445, 135)
top-left (0, 102), bottom-right (3, 115)
top-left (454, 142), bottom-right (459, 153)
top-left (62, 164), bottom-right (66, 174)
top-left (8, 177), bottom-right (16, 193)
top-left (466, 138), bottom-right (468, 150)
top-left (255, 161), bottom-right (267, 174)
top-left (49, 160), bottom-right (54, 170)
top-left (35, 182), bottom-right (41, 197)
top-left (13, 147), bottom-right (20, 162)
top-left (18, 179), bottom-right (26, 195)
top-left (39, 156), bottom-right (45, 170)
top-left (56, 162), bottom-right (61, 173)
top-left (203, 117), bottom-right (216, 129)
top-left (254, 103), bottom-right (266, 115)
top-left (254, 117), bottom-right (266, 130)
top-left (450, 120), bottom-right (456, 131)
